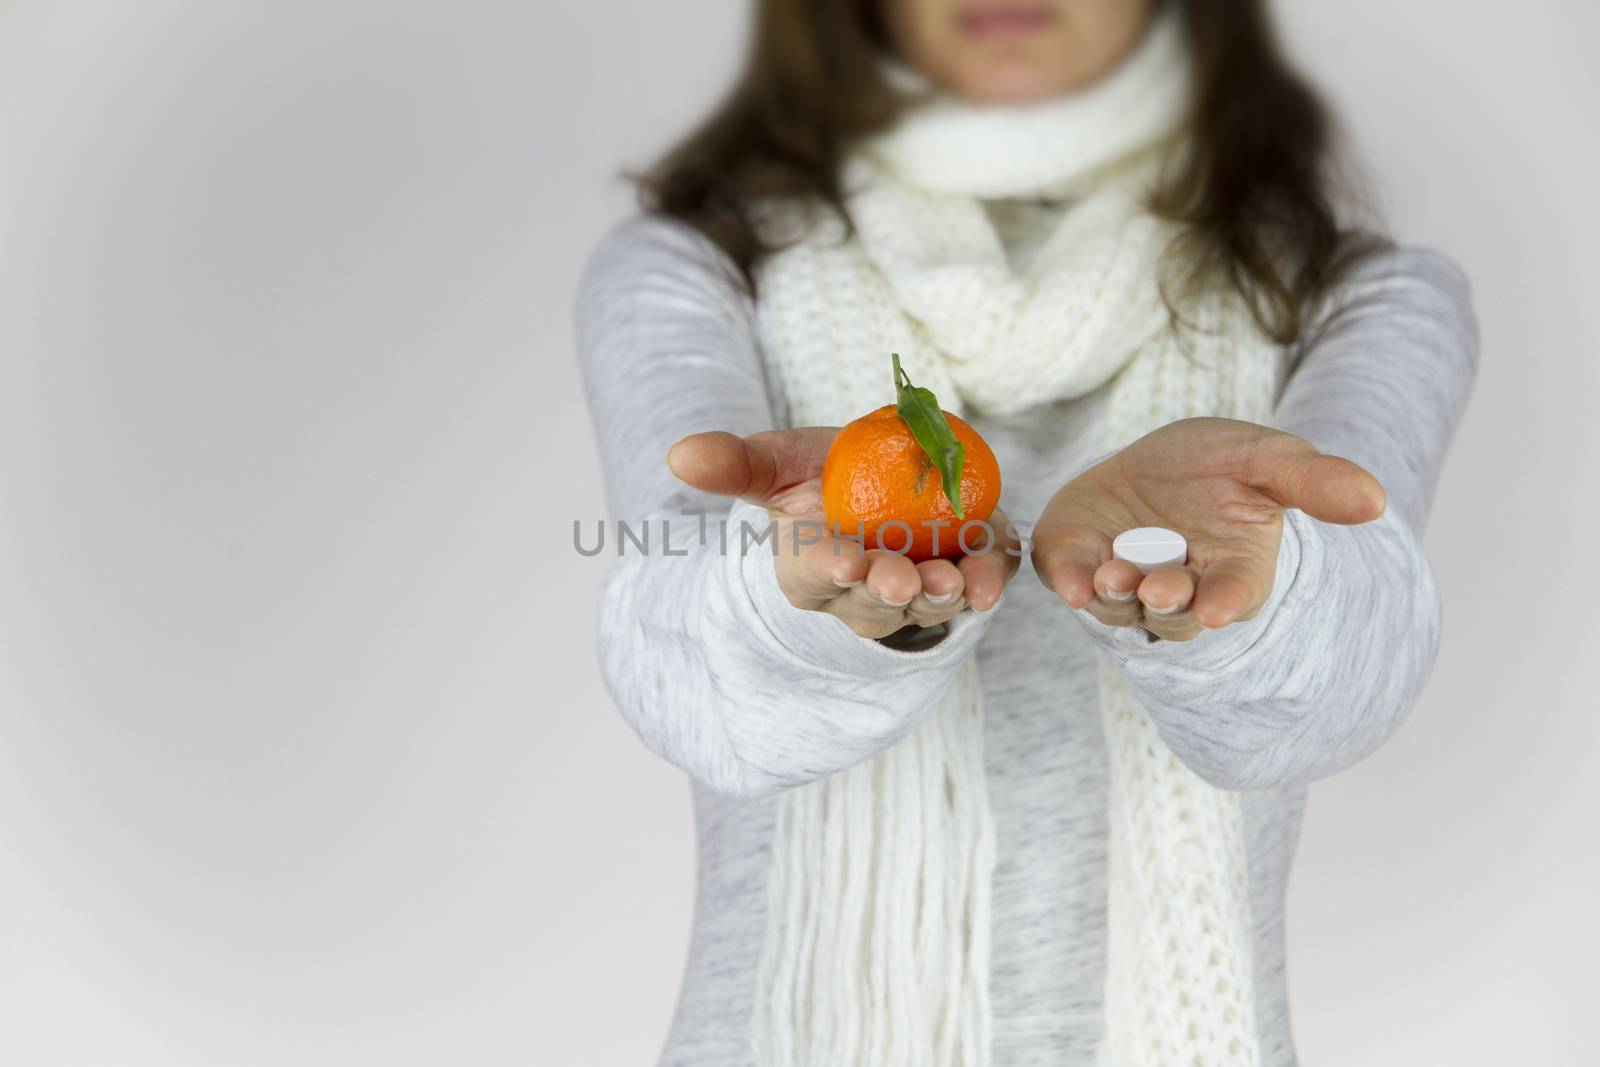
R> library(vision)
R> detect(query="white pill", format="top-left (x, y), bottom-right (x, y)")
top-left (1112, 526), bottom-right (1188, 575)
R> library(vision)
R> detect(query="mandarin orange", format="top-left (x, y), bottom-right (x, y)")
top-left (821, 400), bottom-right (1002, 563)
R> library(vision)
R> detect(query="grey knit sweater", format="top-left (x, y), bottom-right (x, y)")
top-left (575, 211), bottom-right (1478, 1066)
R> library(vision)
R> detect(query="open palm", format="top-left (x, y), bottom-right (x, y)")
top-left (668, 428), bottom-right (1020, 640)
top-left (1031, 417), bottom-right (1387, 641)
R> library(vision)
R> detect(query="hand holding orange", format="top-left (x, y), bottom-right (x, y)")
top-left (665, 354), bottom-right (1016, 641)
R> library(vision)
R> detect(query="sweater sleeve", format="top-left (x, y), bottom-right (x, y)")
top-left (1070, 246), bottom-right (1480, 790)
top-left (576, 214), bottom-right (995, 799)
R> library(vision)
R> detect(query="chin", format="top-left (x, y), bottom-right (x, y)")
top-left (951, 64), bottom-right (1074, 105)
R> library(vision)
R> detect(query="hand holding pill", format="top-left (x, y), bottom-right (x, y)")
top-left (1029, 417), bottom-right (1388, 642)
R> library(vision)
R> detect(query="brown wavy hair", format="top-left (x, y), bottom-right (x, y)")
top-left (636, 0), bottom-right (1379, 345)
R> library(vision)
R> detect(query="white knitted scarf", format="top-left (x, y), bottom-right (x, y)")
top-left (748, 12), bottom-right (1285, 1066)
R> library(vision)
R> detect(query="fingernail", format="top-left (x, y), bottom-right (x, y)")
top-left (1102, 588), bottom-right (1136, 602)
top-left (1147, 600), bottom-right (1187, 615)
top-left (834, 579), bottom-right (863, 589)
top-left (925, 592), bottom-right (957, 605)
top-left (881, 595), bottom-right (913, 608)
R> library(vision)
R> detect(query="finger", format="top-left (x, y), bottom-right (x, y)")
top-left (1192, 554), bottom-right (1273, 630)
top-left (1136, 563), bottom-right (1198, 616)
top-left (777, 525), bottom-right (871, 609)
top-left (1032, 523), bottom-right (1107, 611)
top-left (1245, 436), bottom-right (1387, 525)
top-left (666, 428), bottom-right (839, 506)
top-left (1136, 564), bottom-right (1204, 641)
top-left (862, 550), bottom-right (922, 608)
top-left (957, 507), bottom-right (1021, 612)
top-left (1139, 606), bottom-right (1204, 642)
top-left (825, 550), bottom-right (923, 638)
top-left (1085, 557), bottom-right (1146, 627)
top-left (906, 559), bottom-right (966, 627)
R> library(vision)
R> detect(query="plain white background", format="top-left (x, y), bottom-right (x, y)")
top-left (2, 2), bottom-right (1596, 1064)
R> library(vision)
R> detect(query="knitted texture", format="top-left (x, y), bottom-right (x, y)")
top-left (748, 12), bottom-right (1283, 1065)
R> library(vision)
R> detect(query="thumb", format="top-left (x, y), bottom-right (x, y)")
top-left (1251, 437), bottom-right (1388, 525)
top-left (666, 427), bottom-right (838, 505)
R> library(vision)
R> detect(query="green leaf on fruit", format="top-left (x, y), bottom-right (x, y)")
top-left (892, 353), bottom-right (966, 519)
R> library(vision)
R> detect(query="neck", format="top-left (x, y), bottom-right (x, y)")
top-left (861, 8), bottom-right (1190, 200)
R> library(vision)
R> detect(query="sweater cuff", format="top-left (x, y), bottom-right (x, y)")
top-left (729, 500), bottom-right (995, 677)
top-left (1071, 506), bottom-right (1312, 675)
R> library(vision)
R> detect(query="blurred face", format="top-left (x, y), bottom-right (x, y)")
top-left (881, 0), bottom-right (1157, 104)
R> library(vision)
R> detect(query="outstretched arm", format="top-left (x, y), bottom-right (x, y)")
top-left (577, 215), bottom-right (1008, 798)
top-left (1035, 246), bottom-right (1479, 790)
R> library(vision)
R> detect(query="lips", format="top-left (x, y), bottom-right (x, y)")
top-left (957, 3), bottom-right (1057, 40)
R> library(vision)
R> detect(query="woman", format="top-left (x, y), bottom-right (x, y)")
top-left (577, 1), bottom-right (1477, 1064)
